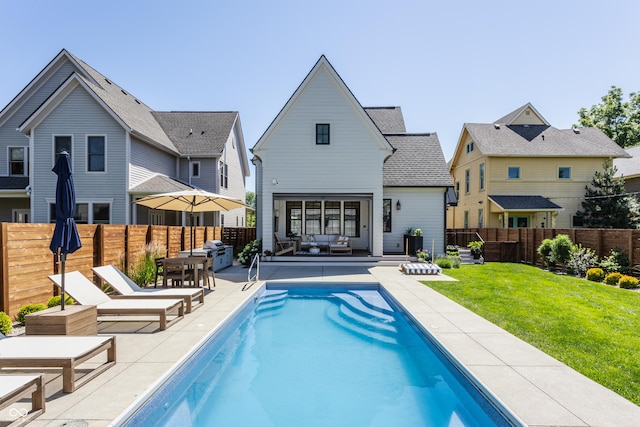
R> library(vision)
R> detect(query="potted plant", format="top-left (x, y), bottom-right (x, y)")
top-left (263, 250), bottom-right (273, 262)
top-left (416, 249), bottom-right (431, 262)
top-left (404, 227), bottom-right (423, 256)
top-left (467, 241), bottom-right (483, 259)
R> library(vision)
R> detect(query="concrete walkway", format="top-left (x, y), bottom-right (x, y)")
top-left (8, 263), bottom-right (640, 426)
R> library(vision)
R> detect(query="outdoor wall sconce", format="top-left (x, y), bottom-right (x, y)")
top-left (272, 179), bottom-right (279, 185)
top-left (396, 200), bottom-right (401, 210)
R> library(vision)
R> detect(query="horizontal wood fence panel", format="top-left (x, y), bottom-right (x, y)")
top-left (0, 223), bottom-right (255, 317)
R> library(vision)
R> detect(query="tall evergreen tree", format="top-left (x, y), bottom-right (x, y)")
top-left (576, 160), bottom-right (640, 228)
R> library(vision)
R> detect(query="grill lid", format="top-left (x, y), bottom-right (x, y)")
top-left (204, 240), bottom-right (224, 248)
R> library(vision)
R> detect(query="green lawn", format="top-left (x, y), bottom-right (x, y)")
top-left (423, 263), bottom-right (640, 405)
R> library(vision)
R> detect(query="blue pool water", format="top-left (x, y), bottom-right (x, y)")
top-left (121, 284), bottom-right (519, 426)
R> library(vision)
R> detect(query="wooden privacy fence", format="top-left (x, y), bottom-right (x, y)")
top-left (448, 228), bottom-right (640, 267)
top-left (0, 223), bottom-right (255, 317)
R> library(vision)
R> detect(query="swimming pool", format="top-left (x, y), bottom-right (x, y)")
top-left (117, 283), bottom-right (522, 426)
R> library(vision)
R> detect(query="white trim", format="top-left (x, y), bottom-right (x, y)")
top-left (191, 160), bottom-right (200, 179)
top-left (85, 134), bottom-right (107, 173)
top-left (46, 198), bottom-right (114, 224)
top-left (53, 134), bottom-right (74, 167)
top-left (7, 146), bottom-right (28, 176)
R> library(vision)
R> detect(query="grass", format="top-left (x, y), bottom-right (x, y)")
top-left (423, 263), bottom-right (640, 406)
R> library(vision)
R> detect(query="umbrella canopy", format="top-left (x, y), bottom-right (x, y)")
top-left (135, 189), bottom-right (247, 213)
top-left (50, 151), bottom-right (82, 310)
top-left (135, 189), bottom-right (247, 254)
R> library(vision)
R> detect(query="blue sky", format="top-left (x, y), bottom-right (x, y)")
top-left (1, 0), bottom-right (639, 192)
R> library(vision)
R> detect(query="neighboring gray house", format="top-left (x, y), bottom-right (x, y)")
top-left (251, 55), bottom-right (452, 257)
top-left (0, 49), bottom-right (249, 226)
top-left (614, 144), bottom-right (640, 202)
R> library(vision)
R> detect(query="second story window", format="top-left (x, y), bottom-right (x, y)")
top-left (9, 147), bottom-right (27, 176)
top-left (465, 169), bottom-right (470, 193)
top-left (479, 162), bottom-right (485, 191)
top-left (219, 161), bottom-right (228, 189)
top-left (87, 136), bottom-right (105, 172)
top-left (191, 161), bottom-right (200, 179)
top-left (466, 141), bottom-right (474, 153)
top-left (316, 124), bottom-right (330, 145)
top-left (508, 166), bottom-right (520, 180)
top-left (54, 135), bottom-right (72, 164)
top-left (558, 166), bottom-right (571, 180)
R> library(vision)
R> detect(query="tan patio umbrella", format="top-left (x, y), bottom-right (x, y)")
top-left (135, 189), bottom-right (247, 254)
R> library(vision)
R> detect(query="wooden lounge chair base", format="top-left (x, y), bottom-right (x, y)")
top-left (95, 300), bottom-right (184, 330)
top-left (0, 374), bottom-right (45, 427)
top-left (0, 336), bottom-right (116, 393)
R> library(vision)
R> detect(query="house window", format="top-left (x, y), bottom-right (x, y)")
top-left (455, 181), bottom-right (460, 199)
top-left (383, 199), bottom-right (392, 232)
top-left (54, 135), bottom-right (72, 164)
top-left (93, 203), bottom-right (110, 224)
top-left (219, 161), bottom-right (228, 188)
top-left (558, 166), bottom-right (571, 180)
top-left (508, 216), bottom-right (529, 228)
top-left (479, 163), bottom-right (485, 191)
top-left (478, 209), bottom-right (484, 228)
top-left (466, 141), bottom-right (474, 153)
top-left (191, 161), bottom-right (200, 179)
top-left (344, 201), bottom-right (360, 237)
top-left (464, 210), bottom-right (469, 228)
top-left (572, 215), bottom-right (584, 228)
top-left (508, 166), bottom-right (520, 179)
top-left (87, 136), bottom-right (105, 172)
top-left (286, 201), bottom-right (302, 236)
top-left (9, 147), bottom-right (27, 176)
top-left (316, 124), bottom-right (330, 145)
top-left (50, 201), bottom-right (110, 224)
top-left (324, 201), bottom-right (341, 234)
top-left (465, 169), bottom-right (470, 194)
top-left (305, 201), bottom-right (321, 234)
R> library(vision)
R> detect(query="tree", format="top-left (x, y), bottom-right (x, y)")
top-left (575, 160), bottom-right (640, 229)
top-left (577, 86), bottom-right (640, 148)
top-left (245, 191), bottom-right (256, 228)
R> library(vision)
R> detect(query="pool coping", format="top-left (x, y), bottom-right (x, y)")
top-left (22, 264), bottom-right (640, 427)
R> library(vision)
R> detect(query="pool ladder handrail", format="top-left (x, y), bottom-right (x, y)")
top-left (247, 253), bottom-right (260, 284)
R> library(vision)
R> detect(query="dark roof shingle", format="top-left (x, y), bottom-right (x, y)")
top-left (384, 134), bottom-right (452, 187)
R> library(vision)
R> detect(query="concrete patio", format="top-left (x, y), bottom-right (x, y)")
top-left (4, 262), bottom-right (640, 426)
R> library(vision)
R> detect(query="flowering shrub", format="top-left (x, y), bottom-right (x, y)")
top-left (416, 249), bottom-right (430, 262)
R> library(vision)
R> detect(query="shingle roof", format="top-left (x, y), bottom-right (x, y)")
top-left (364, 107), bottom-right (406, 133)
top-left (489, 195), bottom-right (562, 210)
top-left (0, 176), bottom-right (29, 190)
top-left (383, 134), bottom-right (452, 187)
top-left (66, 51), bottom-right (177, 153)
top-left (152, 112), bottom-right (237, 156)
top-left (129, 175), bottom-right (193, 194)
top-left (614, 144), bottom-right (640, 178)
top-left (465, 123), bottom-right (629, 157)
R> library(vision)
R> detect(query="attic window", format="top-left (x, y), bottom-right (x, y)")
top-left (316, 124), bottom-right (330, 145)
top-left (466, 141), bottom-right (474, 154)
top-left (525, 110), bottom-right (531, 115)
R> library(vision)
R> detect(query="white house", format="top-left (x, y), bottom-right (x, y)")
top-left (251, 56), bottom-right (452, 257)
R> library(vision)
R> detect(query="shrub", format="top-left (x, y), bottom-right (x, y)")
top-left (586, 268), bottom-right (605, 282)
top-left (567, 244), bottom-right (599, 277)
top-left (600, 247), bottom-right (630, 274)
top-left (447, 255), bottom-right (461, 269)
top-left (618, 275), bottom-right (639, 289)
top-left (0, 312), bottom-right (12, 334)
top-left (537, 239), bottom-right (555, 269)
top-left (237, 239), bottom-right (262, 267)
top-left (47, 295), bottom-right (75, 307)
top-left (604, 272), bottom-right (623, 286)
top-left (446, 245), bottom-right (459, 256)
top-left (551, 234), bottom-right (574, 268)
top-left (16, 303), bottom-right (47, 325)
top-left (435, 257), bottom-right (452, 269)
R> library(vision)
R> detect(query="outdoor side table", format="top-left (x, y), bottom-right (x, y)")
top-left (25, 305), bottom-right (98, 336)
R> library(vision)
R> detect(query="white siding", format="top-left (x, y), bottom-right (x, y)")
top-left (220, 127), bottom-right (247, 226)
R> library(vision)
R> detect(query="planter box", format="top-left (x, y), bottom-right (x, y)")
top-left (403, 235), bottom-right (424, 256)
top-left (25, 305), bottom-right (97, 336)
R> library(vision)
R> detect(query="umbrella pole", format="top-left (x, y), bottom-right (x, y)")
top-left (190, 212), bottom-right (194, 256)
top-left (60, 252), bottom-right (66, 311)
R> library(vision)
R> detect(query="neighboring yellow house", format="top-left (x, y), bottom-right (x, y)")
top-left (447, 103), bottom-right (630, 229)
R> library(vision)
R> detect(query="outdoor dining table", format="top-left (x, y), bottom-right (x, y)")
top-left (161, 257), bottom-right (208, 287)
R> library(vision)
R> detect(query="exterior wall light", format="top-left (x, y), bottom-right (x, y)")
top-left (396, 200), bottom-right (401, 210)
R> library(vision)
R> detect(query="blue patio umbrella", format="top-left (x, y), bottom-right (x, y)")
top-left (50, 151), bottom-right (82, 310)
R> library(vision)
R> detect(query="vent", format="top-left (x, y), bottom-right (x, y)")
top-left (105, 78), bottom-right (112, 85)
top-left (573, 128), bottom-right (580, 134)
top-left (121, 89), bottom-right (127, 95)
top-left (494, 124), bottom-right (500, 129)
top-left (135, 99), bottom-right (141, 104)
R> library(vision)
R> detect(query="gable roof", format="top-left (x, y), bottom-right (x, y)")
top-left (153, 111), bottom-right (238, 156)
top-left (129, 174), bottom-right (193, 194)
top-left (364, 107), bottom-right (406, 133)
top-left (614, 144), bottom-right (640, 178)
top-left (252, 55), bottom-right (393, 154)
top-left (494, 103), bottom-right (550, 126)
top-left (383, 134), bottom-right (452, 187)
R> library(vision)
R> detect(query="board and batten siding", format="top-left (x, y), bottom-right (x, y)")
top-left (31, 86), bottom-right (128, 223)
top-left (0, 61), bottom-right (77, 174)
top-left (383, 187), bottom-right (446, 255)
top-left (129, 137), bottom-right (176, 188)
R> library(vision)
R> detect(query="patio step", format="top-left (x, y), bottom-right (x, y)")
top-left (457, 248), bottom-right (475, 264)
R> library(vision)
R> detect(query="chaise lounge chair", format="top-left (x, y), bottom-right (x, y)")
top-left (274, 234), bottom-right (296, 256)
top-left (92, 265), bottom-right (205, 313)
top-left (0, 333), bottom-right (115, 393)
top-left (0, 374), bottom-right (45, 426)
top-left (49, 272), bottom-right (184, 331)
